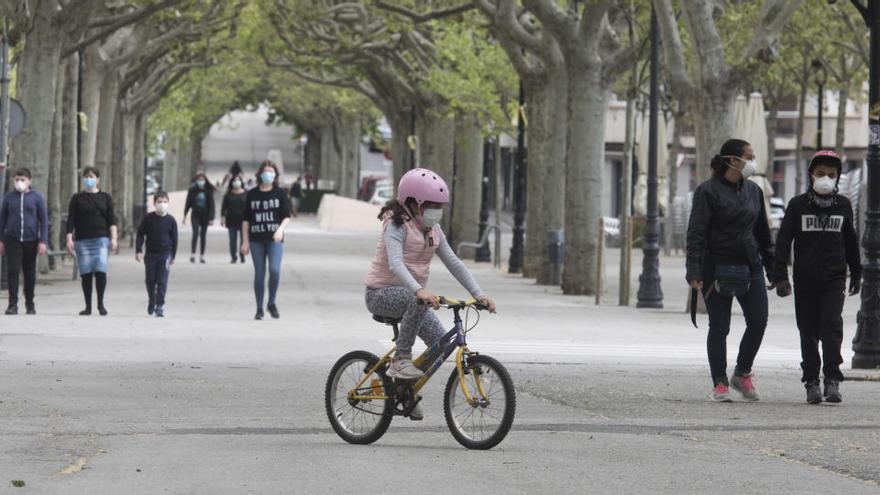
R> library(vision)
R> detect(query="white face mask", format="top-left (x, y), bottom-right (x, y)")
top-left (155, 202), bottom-right (170, 215)
top-left (421, 208), bottom-right (443, 228)
top-left (14, 180), bottom-right (28, 192)
top-left (232, 180), bottom-right (242, 189)
top-left (725, 156), bottom-right (757, 179)
top-left (812, 176), bottom-right (836, 196)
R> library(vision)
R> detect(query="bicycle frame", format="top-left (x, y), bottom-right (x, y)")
top-left (348, 301), bottom-right (484, 406)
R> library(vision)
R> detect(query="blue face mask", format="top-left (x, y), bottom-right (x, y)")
top-left (260, 171), bottom-right (276, 184)
top-left (196, 179), bottom-right (206, 188)
top-left (83, 177), bottom-right (98, 189)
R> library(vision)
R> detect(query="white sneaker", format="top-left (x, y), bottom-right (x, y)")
top-left (387, 358), bottom-right (424, 380)
top-left (409, 400), bottom-right (424, 421)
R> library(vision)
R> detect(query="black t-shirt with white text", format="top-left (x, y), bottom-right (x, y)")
top-left (244, 187), bottom-right (291, 242)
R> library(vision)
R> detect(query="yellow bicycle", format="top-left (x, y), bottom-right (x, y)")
top-left (325, 297), bottom-right (515, 450)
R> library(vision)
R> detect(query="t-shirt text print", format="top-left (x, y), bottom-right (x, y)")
top-left (244, 187), bottom-right (292, 242)
top-left (802, 215), bottom-right (844, 233)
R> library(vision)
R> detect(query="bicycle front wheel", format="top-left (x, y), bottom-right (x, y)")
top-left (443, 354), bottom-right (515, 450)
top-left (325, 350), bottom-right (393, 445)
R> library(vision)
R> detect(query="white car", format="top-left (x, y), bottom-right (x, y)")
top-left (369, 181), bottom-right (393, 205)
top-left (769, 197), bottom-right (785, 236)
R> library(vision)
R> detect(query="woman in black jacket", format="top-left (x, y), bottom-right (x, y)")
top-left (686, 139), bottom-right (774, 402)
top-left (184, 173), bottom-right (216, 263)
top-left (65, 167), bottom-right (117, 315)
top-left (221, 173), bottom-right (248, 263)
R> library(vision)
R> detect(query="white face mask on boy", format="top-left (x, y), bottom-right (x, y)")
top-left (812, 176), bottom-right (836, 196)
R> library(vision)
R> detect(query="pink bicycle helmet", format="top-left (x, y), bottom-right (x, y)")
top-left (396, 168), bottom-right (450, 205)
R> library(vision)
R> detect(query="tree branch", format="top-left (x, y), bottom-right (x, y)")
top-left (63, 0), bottom-right (184, 57)
top-left (374, 1), bottom-right (477, 23)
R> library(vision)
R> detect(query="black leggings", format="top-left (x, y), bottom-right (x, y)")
top-left (191, 214), bottom-right (209, 255)
top-left (81, 272), bottom-right (107, 309)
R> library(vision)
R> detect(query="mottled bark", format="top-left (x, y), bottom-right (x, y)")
top-left (562, 69), bottom-right (610, 295)
top-left (61, 54), bottom-right (80, 211)
top-left (94, 73), bottom-right (118, 192)
top-left (835, 84), bottom-right (848, 156)
top-left (451, 116), bottom-right (483, 258)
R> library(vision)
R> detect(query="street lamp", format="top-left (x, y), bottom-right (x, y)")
top-left (637, 4), bottom-right (664, 308)
top-left (509, 81), bottom-right (526, 274)
top-left (475, 141), bottom-right (492, 262)
top-left (832, 0), bottom-right (880, 368)
top-left (812, 58), bottom-right (827, 149)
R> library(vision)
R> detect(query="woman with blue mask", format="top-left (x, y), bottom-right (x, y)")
top-left (241, 161), bottom-right (292, 320)
top-left (184, 172), bottom-right (216, 263)
top-left (66, 167), bottom-right (118, 315)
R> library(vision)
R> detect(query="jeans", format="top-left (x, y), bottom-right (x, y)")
top-left (794, 279), bottom-right (846, 384)
top-left (703, 264), bottom-right (768, 386)
top-left (145, 251), bottom-right (172, 307)
top-left (250, 240), bottom-right (283, 309)
top-left (5, 239), bottom-right (38, 306)
top-left (227, 226), bottom-right (243, 260)
top-left (191, 213), bottom-right (209, 255)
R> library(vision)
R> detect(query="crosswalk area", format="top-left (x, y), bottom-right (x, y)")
top-left (378, 339), bottom-right (815, 366)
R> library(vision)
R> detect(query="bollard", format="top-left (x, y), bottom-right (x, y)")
top-left (547, 229), bottom-right (564, 287)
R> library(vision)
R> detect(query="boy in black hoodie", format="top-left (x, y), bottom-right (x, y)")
top-left (772, 150), bottom-right (861, 404)
top-left (136, 192), bottom-right (178, 317)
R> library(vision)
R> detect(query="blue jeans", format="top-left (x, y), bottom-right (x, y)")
top-left (250, 240), bottom-right (284, 309)
top-left (703, 264), bottom-right (768, 386)
top-left (227, 226), bottom-right (243, 260)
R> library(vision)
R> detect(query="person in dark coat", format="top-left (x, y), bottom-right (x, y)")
top-left (183, 172), bottom-right (215, 264)
top-left (221, 173), bottom-right (248, 263)
top-left (686, 139), bottom-right (774, 403)
top-left (772, 150), bottom-right (861, 404)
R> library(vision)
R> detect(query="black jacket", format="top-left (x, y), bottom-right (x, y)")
top-left (773, 192), bottom-right (861, 284)
top-left (184, 186), bottom-right (215, 220)
top-left (136, 213), bottom-right (178, 258)
top-left (686, 176), bottom-right (774, 282)
top-left (66, 191), bottom-right (117, 241)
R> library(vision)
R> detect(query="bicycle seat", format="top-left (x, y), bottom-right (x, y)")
top-left (372, 314), bottom-right (401, 326)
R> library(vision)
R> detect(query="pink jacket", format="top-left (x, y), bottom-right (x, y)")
top-left (365, 216), bottom-right (439, 290)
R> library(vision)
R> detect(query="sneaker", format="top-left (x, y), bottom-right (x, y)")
top-left (387, 358), bottom-right (424, 380)
top-left (730, 373), bottom-right (760, 401)
top-left (5, 304), bottom-right (17, 315)
top-left (190, 256), bottom-right (195, 263)
top-left (255, 309), bottom-right (264, 320)
top-left (267, 304), bottom-right (279, 319)
top-left (25, 304), bottom-right (35, 315)
top-left (824, 381), bottom-right (842, 403)
top-left (230, 258), bottom-right (237, 264)
top-left (711, 383), bottom-right (732, 402)
top-left (240, 256), bottom-right (245, 263)
top-left (806, 381), bottom-right (822, 404)
top-left (200, 256), bottom-right (205, 264)
top-left (409, 400), bottom-right (424, 421)
top-left (155, 306), bottom-right (165, 317)
top-left (147, 302), bottom-right (155, 316)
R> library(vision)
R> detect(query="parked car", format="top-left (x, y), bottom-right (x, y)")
top-left (769, 196), bottom-right (785, 240)
top-left (369, 180), bottom-right (393, 205)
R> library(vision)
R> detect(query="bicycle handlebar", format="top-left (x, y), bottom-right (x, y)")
top-left (435, 296), bottom-right (488, 311)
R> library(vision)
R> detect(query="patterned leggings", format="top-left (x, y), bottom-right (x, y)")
top-left (365, 287), bottom-right (446, 359)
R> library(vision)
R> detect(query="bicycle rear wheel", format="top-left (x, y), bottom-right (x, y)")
top-left (325, 350), bottom-right (393, 445)
top-left (443, 354), bottom-right (515, 450)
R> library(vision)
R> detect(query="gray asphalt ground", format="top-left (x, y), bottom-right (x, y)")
top-left (1, 217), bottom-right (879, 494)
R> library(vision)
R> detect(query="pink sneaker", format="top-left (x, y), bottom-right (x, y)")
top-left (711, 384), bottom-right (732, 402)
top-left (730, 374), bottom-right (760, 401)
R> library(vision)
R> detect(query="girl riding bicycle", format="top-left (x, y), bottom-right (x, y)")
top-left (365, 168), bottom-right (497, 384)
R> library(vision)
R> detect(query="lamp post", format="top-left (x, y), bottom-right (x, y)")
top-left (837, 0), bottom-right (880, 368)
top-left (812, 58), bottom-right (827, 149)
top-left (509, 81), bottom-right (526, 274)
top-left (637, 4), bottom-right (664, 308)
top-left (475, 140), bottom-right (492, 262)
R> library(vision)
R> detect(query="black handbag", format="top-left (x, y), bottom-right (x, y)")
top-left (713, 264), bottom-right (751, 298)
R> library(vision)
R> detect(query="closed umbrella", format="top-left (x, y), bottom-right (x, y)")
top-left (743, 92), bottom-right (774, 226)
top-left (635, 111), bottom-right (669, 215)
